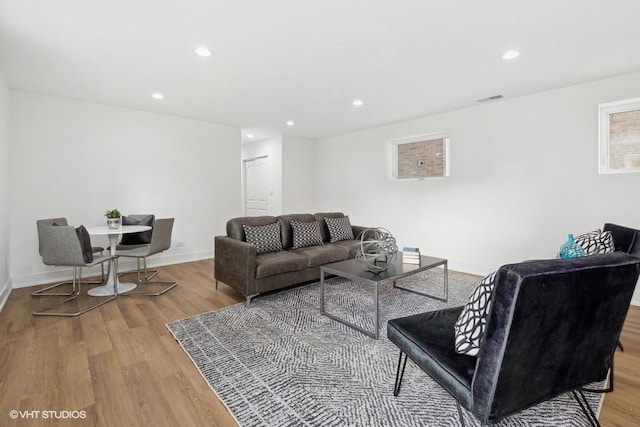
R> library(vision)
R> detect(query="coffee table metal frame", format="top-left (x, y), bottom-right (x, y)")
top-left (320, 255), bottom-right (448, 339)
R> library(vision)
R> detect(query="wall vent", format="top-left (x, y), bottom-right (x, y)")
top-left (477, 94), bottom-right (504, 103)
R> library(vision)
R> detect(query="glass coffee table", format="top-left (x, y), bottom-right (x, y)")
top-left (320, 255), bottom-right (448, 339)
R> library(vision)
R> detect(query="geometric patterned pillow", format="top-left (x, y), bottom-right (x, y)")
top-left (325, 216), bottom-right (354, 242)
top-left (453, 271), bottom-right (497, 356)
top-left (242, 222), bottom-right (283, 255)
top-left (575, 229), bottom-right (615, 255)
top-left (290, 220), bottom-right (324, 249)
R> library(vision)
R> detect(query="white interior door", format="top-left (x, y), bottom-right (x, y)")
top-left (245, 156), bottom-right (269, 216)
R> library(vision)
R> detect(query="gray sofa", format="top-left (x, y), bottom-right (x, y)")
top-left (214, 212), bottom-right (367, 304)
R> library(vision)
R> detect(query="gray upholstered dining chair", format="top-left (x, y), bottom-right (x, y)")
top-left (32, 217), bottom-right (106, 296)
top-left (115, 214), bottom-right (158, 280)
top-left (33, 223), bottom-right (116, 316)
top-left (116, 218), bottom-right (178, 295)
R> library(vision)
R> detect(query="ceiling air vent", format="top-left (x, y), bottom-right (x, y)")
top-left (477, 94), bottom-right (504, 103)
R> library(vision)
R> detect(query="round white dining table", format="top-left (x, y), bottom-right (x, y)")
top-left (85, 225), bottom-right (151, 296)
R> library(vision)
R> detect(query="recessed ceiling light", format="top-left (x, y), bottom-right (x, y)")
top-left (151, 92), bottom-right (164, 100)
top-left (195, 46), bottom-right (213, 57)
top-left (247, 133), bottom-right (255, 138)
top-left (352, 99), bottom-right (364, 107)
top-left (286, 120), bottom-right (295, 126)
top-left (502, 50), bottom-right (520, 60)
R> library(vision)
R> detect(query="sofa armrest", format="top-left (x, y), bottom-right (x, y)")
top-left (214, 236), bottom-right (257, 297)
top-left (352, 225), bottom-right (368, 239)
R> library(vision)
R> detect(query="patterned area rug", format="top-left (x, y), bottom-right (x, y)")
top-left (167, 269), bottom-right (603, 426)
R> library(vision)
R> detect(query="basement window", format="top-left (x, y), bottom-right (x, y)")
top-left (599, 98), bottom-right (640, 174)
top-left (392, 134), bottom-right (450, 180)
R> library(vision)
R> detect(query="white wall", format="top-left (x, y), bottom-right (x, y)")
top-left (10, 91), bottom-right (241, 288)
top-left (315, 72), bottom-right (640, 304)
top-left (241, 136), bottom-right (283, 216)
top-left (282, 135), bottom-right (316, 213)
top-left (0, 70), bottom-right (10, 309)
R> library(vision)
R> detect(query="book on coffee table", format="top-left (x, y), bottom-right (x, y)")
top-left (403, 246), bottom-right (421, 264)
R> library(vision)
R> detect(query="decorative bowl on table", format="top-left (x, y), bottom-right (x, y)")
top-left (355, 227), bottom-right (398, 273)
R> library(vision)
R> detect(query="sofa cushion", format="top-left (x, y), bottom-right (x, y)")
top-left (325, 216), bottom-right (355, 242)
top-left (256, 251), bottom-right (308, 279)
top-left (327, 239), bottom-right (359, 258)
top-left (454, 271), bottom-right (497, 356)
top-left (290, 219), bottom-right (324, 249)
top-left (243, 222), bottom-right (283, 254)
top-left (574, 229), bottom-right (615, 255)
top-left (278, 214), bottom-right (317, 249)
top-left (292, 244), bottom-right (350, 267)
top-left (388, 307), bottom-right (476, 410)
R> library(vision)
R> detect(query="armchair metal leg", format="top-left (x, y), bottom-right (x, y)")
top-left (572, 389), bottom-right (601, 427)
top-left (393, 351), bottom-right (408, 396)
top-left (583, 342), bottom-right (622, 394)
top-left (456, 402), bottom-right (467, 427)
top-left (33, 267), bottom-right (116, 316)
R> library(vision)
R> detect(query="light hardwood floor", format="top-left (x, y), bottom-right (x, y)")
top-left (0, 259), bottom-right (638, 426)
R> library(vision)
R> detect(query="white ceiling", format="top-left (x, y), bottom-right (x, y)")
top-left (1, 0), bottom-right (640, 143)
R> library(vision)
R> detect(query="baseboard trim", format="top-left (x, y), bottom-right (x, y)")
top-left (10, 250), bottom-right (213, 289)
top-left (0, 277), bottom-right (12, 311)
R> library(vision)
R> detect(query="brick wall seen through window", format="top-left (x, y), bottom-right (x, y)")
top-left (395, 137), bottom-right (449, 179)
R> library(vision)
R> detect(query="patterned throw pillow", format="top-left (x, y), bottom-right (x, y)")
top-left (242, 222), bottom-right (283, 254)
top-left (575, 229), bottom-right (615, 255)
top-left (453, 271), bottom-right (497, 356)
top-left (325, 216), bottom-right (354, 242)
top-left (290, 220), bottom-right (324, 249)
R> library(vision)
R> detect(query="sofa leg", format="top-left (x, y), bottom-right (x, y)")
top-left (215, 280), bottom-right (218, 290)
top-left (393, 350), bottom-right (408, 396)
top-left (245, 293), bottom-right (259, 307)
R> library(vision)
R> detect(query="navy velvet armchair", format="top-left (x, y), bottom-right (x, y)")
top-left (388, 253), bottom-right (640, 426)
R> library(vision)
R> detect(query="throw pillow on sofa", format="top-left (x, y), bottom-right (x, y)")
top-left (243, 222), bottom-right (283, 254)
top-left (453, 271), bottom-right (497, 356)
top-left (575, 229), bottom-right (615, 255)
top-left (325, 216), bottom-right (354, 242)
top-left (290, 219), bottom-right (324, 249)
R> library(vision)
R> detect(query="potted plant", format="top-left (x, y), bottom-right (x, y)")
top-left (105, 208), bottom-right (122, 229)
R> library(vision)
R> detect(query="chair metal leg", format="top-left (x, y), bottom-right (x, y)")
top-left (33, 266), bottom-right (116, 316)
top-left (393, 350), bottom-right (408, 396)
top-left (31, 278), bottom-right (76, 296)
top-left (572, 389), bottom-right (601, 427)
top-left (121, 257), bottom-right (177, 296)
top-left (32, 264), bottom-right (107, 296)
top-left (456, 402), bottom-right (467, 427)
top-left (119, 257), bottom-right (159, 283)
top-left (583, 345), bottom-right (619, 394)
